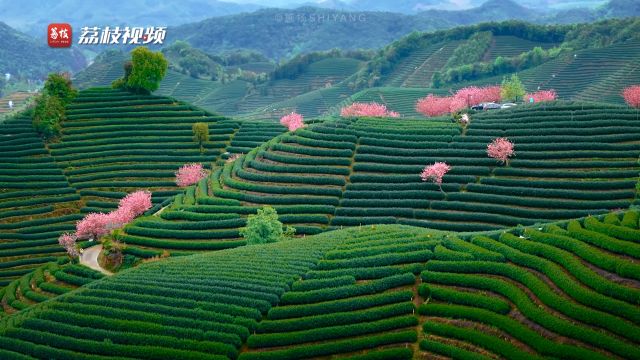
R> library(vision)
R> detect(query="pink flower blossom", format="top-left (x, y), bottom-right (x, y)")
top-left (118, 190), bottom-right (152, 217)
top-left (106, 207), bottom-right (135, 229)
top-left (416, 95), bottom-right (466, 117)
top-left (487, 137), bottom-right (515, 164)
top-left (454, 86), bottom-right (502, 106)
top-left (176, 163), bottom-right (208, 187)
top-left (420, 162), bottom-right (451, 190)
top-left (623, 85), bottom-right (640, 108)
top-left (525, 90), bottom-right (557, 103)
top-left (280, 112), bottom-right (305, 132)
top-left (340, 102), bottom-right (400, 118)
top-left (76, 212), bottom-right (111, 240)
top-left (58, 232), bottom-right (80, 258)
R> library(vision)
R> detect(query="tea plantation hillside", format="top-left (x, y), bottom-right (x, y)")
top-left (0, 88), bottom-right (286, 288)
top-left (48, 88), bottom-right (285, 214)
top-left (462, 39), bottom-right (640, 104)
top-left (0, 209), bottom-right (639, 359)
top-left (118, 101), bottom-right (640, 256)
top-left (0, 116), bottom-right (84, 287)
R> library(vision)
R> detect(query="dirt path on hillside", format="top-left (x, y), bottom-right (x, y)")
top-left (80, 245), bottom-right (113, 275)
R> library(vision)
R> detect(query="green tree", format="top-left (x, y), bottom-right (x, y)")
top-left (32, 94), bottom-right (64, 138)
top-left (192, 122), bottom-right (209, 153)
top-left (431, 71), bottom-right (442, 88)
top-left (126, 47), bottom-right (168, 94)
top-left (501, 74), bottom-right (525, 102)
top-left (43, 73), bottom-right (77, 104)
top-left (240, 206), bottom-right (295, 245)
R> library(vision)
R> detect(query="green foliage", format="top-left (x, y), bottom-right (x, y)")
top-left (31, 73), bottom-right (78, 138)
top-left (192, 122), bottom-right (209, 153)
top-left (31, 94), bottom-right (64, 138)
top-left (125, 47), bottom-right (168, 94)
top-left (43, 73), bottom-right (78, 104)
top-left (501, 73), bottom-right (525, 102)
top-left (239, 206), bottom-right (295, 245)
top-left (445, 31), bottom-right (493, 68)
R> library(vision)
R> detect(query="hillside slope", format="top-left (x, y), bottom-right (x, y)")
top-left (117, 102), bottom-right (640, 257)
top-left (0, 209), bottom-right (638, 359)
top-left (0, 116), bottom-right (84, 287)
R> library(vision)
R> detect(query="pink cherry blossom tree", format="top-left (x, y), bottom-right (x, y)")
top-left (416, 95), bottom-right (467, 117)
top-left (76, 212), bottom-right (111, 240)
top-left (454, 85), bottom-right (502, 106)
top-left (58, 233), bottom-right (80, 258)
top-left (487, 137), bottom-right (515, 166)
top-left (280, 112), bottom-right (305, 132)
top-left (525, 90), bottom-right (557, 103)
top-left (118, 190), bottom-right (152, 217)
top-left (420, 162), bottom-right (451, 192)
top-left (176, 163), bottom-right (208, 187)
top-left (623, 85), bottom-right (640, 108)
top-left (340, 102), bottom-right (400, 118)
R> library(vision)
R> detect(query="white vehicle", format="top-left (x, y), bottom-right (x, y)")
top-left (500, 103), bottom-right (517, 109)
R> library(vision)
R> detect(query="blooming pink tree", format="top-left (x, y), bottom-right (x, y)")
top-left (487, 137), bottom-right (515, 165)
top-left (340, 102), bottom-right (400, 118)
top-left (76, 212), bottom-right (111, 240)
top-left (420, 162), bottom-right (451, 191)
top-left (280, 112), bottom-right (305, 132)
top-left (176, 163), bottom-right (208, 187)
top-left (454, 86), bottom-right (502, 106)
top-left (525, 90), bottom-right (557, 103)
top-left (118, 190), bottom-right (152, 217)
top-left (58, 233), bottom-right (80, 258)
top-left (416, 95), bottom-right (466, 117)
top-left (623, 85), bottom-right (640, 108)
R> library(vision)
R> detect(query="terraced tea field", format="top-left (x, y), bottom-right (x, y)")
top-left (119, 101), bottom-right (640, 256)
top-left (0, 88), bottom-right (285, 285)
top-left (1, 209), bottom-right (638, 359)
top-left (0, 116), bottom-right (83, 286)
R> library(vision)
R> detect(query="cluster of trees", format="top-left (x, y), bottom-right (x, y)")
top-left (444, 31), bottom-right (493, 69)
top-left (340, 102), bottom-right (399, 118)
top-left (58, 191), bottom-right (153, 258)
top-left (31, 73), bottom-right (77, 138)
top-left (436, 46), bottom-right (562, 86)
top-left (416, 85), bottom-right (502, 118)
top-left (355, 21), bottom-right (568, 90)
top-left (112, 47), bottom-right (168, 94)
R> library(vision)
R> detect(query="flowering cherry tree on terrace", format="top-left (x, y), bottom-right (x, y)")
top-left (280, 112), bottom-right (305, 132)
top-left (58, 232), bottom-right (80, 258)
top-left (420, 162), bottom-right (451, 192)
top-left (118, 190), bottom-right (152, 217)
top-left (454, 86), bottom-right (502, 106)
top-left (76, 212), bottom-right (111, 240)
top-left (525, 90), bottom-right (557, 103)
top-left (176, 163), bottom-right (208, 187)
top-left (623, 85), bottom-right (640, 108)
top-left (416, 95), bottom-right (466, 117)
top-left (340, 102), bottom-right (400, 118)
top-left (487, 137), bottom-right (515, 166)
